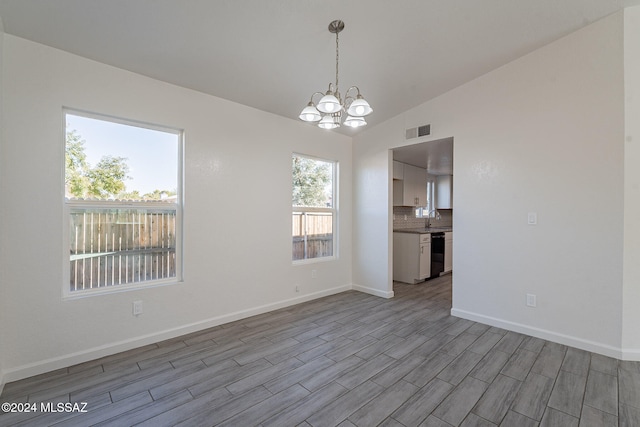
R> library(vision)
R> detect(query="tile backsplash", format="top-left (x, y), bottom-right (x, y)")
top-left (393, 206), bottom-right (453, 229)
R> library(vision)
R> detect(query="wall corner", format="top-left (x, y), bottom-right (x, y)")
top-left (622, 5), bottom-right (640, 357)
top-left (0, 12), bottom-right (7, 395)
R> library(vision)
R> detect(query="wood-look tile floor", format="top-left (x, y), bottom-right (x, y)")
top-left (2, 275), bottom-right (640, 426)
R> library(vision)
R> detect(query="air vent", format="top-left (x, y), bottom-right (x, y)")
top-left (405, 124), bottom-right (431, 140)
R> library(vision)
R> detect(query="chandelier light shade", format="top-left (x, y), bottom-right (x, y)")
top-left (318, 114), bottom-right (340, 130)
top-left (317, 93), bottom-right (341, 114)
top-left (343, 115), bottom-right (367, 128)
top-left (346, 95), bottom-right (373, 117)
top-left (299, 102), bottom-right (322, 122)
top-left (299, 20), bottom-right (373, 129)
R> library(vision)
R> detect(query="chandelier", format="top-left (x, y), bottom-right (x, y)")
top-left (299, 20), bottom-right (373, 129)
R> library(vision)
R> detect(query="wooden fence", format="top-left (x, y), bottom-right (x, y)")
top-left (69, 208), bottom-right (176, 291)
top-left (292, 212), bottom-right (333, 260)
top-left (70, 208), bottom-right (333, 289)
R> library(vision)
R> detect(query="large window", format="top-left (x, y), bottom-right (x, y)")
top-left (64, 111), bottom-right (182, 295)
top-left (292, 154), bottom-right (336, 262)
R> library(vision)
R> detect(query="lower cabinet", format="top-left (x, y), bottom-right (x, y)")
top-left (393, 233), bottom-right (431, 284)
top-left (419, 240), bottom-right (430, 280)
top-left (444, 231), bottom-right (453, 273)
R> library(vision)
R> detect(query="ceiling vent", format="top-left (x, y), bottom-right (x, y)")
top-left (405, 124), bottom-right (431, 140)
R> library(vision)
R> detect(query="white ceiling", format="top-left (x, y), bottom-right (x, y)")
top-left (394, 138), bottom-right (454, 175)
top-left (0, 0), bottom-right (638, 134)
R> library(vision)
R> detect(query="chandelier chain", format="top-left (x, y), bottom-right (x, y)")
top-left (335, 30), bottom-right (339, 97)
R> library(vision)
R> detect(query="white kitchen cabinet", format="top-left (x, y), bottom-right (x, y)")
top-left (436, 175), bottom-right (453, 209)
top-left (392, 161), bottom-right (404, 180)
top-left (444, 231), bottom-right (453, 273)
top-left (393, 232), bottom-right (431, 283)
top-left (406, 165), bottom-right (428, 207)
top-left (393, 163), bottom-right (427, 206)
top-left (419, 239), bottom-right (431, 280)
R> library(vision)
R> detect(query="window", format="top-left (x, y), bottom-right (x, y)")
top-left (292, 154), bottom-right (336, 262)
top-left (416, 176), bottom-right (436, 218)
top-left (64, 111), bottom-right (182, 295)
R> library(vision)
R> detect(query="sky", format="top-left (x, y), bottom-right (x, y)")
top-left (66, 113), bottom-right (179, 195)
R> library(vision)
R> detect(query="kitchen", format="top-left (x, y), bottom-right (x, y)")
top-left (392, 137), bottom-right (453, 285)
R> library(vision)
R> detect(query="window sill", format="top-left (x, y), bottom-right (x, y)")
top-left (62, 278), bottom-right (182, 300)
top-left (292, 256), bottom-right (337, 266)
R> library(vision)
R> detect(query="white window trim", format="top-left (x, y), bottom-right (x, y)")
top-left (292, 153), bottom-right (338, 264)
top-left (416, 176), bottom-right (436, 218)
top-left (62, 109), bottom-right (184, 299)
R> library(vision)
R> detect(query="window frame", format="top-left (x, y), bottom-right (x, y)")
top-left (62, 109), bottom-right (184, 298)
top-left (416, 175), bottom-right (436, 218)
top-left (292, 153), bottom-right (338, 264)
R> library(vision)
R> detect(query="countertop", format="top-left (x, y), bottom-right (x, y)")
top-left (393, 227), bottom-right (453, 234)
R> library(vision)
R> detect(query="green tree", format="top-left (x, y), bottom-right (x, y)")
top-left (65, 128), bottom-right (177, 201)
top-left (117, 190), bottom-right (142, 200)
top-left (292, 156), bottom-right (331, 207)
top-left (142, 189), bottom-right (177, 200)
top-left (65, 129), bottom-right (90, 197)
top-left (65, 128), bottom-right (130, 199)
top-left (117, 189), bottom-right (177, 201)
top-left (85, 155), bottom-right (130, 198)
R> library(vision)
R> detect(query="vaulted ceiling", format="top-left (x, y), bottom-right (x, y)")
top-left (1, 0), bottom-right (638, 134)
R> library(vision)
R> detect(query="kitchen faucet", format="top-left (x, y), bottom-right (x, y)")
top-left (426, 209), bottom-right (441, 228)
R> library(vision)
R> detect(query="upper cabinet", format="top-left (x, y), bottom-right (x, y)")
top-left (392, 161), bottom-right (404, 180)
top-left (436, 175), bottom-right (453, 209)
top-left (406, 165), bottom-right (428, 206)
top-left (393, 162), bottom-right (427, 207)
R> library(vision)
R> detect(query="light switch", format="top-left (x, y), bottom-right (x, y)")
top-left (527, 212), bottom-right (537, 225)
top-left (526, 294), bottom-right (537, 307)
top-left (133, 300), bottom-right (143, 316)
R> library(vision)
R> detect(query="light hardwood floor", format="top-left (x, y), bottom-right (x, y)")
top-left (1, 275), bottom-right (639, 426)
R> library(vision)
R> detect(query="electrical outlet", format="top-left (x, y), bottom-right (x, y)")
top-left (133, 300), bottom-right (143, 316)
top-left (295, 285), bottom-right (300, 293)
top-left (526, 294), bottom-right (537, 307)
top-left (311, 270), bottom-right (317, 279)
top-left (527, 212), bottom-right (537, 225)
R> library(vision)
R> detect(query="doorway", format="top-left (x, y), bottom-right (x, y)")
top-left (391, 137), bottom-right (454, 296)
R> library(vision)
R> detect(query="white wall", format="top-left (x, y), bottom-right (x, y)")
top-left (0, 34), bottom-right (353, 381)
top-left (354, 12), bottom-right (630, 358)
top-left (622, 5), bottom-right (640, 358)
top-left (352, 124), bottom-right (398, 299)
top-left (0, 14), bottom-right (6, 394)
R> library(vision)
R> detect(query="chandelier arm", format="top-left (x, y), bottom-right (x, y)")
top-left (345, 86), bottom-right (361, 98)
top-left (310, 91), bottom-right (326, 104)
top-left (344, 97), bottom-right (354, 110)
top-left (343, 86), bottom-right (361, 106)
top-left (326, 83), bottom-right (335, 95)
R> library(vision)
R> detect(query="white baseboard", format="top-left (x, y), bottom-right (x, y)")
top-left (451, 308), bottom-right (639, 361)
top-left (352, 283), bottom-right (394, 299)
top-left (2, 284), bottom-right (353, 384)
top-left (621, 347), bottom-right (640, 361)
